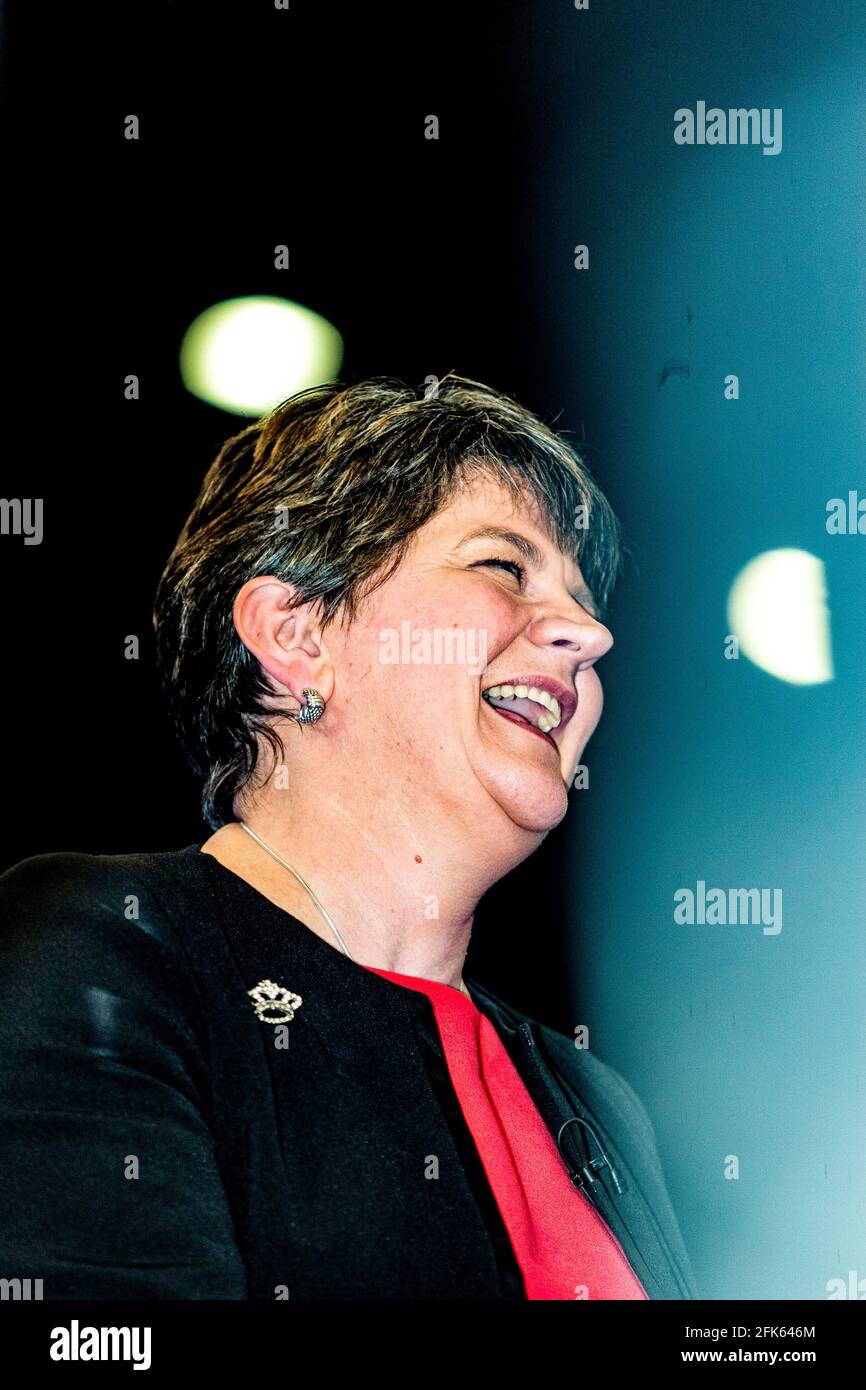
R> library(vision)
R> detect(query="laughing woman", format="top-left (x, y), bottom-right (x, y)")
top-left (0, 375), bottom-right (698, 1300)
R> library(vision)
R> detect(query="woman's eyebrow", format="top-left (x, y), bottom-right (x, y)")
top-left (454, 525), bottom-right (599, 617)
top-left (455, 525), bottom-right (545, 567)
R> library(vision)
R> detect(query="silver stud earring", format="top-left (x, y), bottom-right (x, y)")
top-left (294, 687), bottom-right (325, 725)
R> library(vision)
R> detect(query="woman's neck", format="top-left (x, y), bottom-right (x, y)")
top-left (200, 798), bottom-right (507, 990)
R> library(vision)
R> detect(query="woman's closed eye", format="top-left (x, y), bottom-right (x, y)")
top-left (470, 556), bottom-right (527, 585)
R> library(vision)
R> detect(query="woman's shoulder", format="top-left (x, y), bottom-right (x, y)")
top-left (0, 842), bottom-right (201, 896)
top-left (0, 845), bottom-right (209, 994)
top-left (0, 846), bottom-right (219, 1108)
top-left (0, 843), bottom-right (208, 917)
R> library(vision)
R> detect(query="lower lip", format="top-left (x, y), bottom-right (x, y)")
top-left (485, 703), bottom-right (557, 748)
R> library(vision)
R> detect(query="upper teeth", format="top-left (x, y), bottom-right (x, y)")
top-left (483, 684), bottom-right (562, 734)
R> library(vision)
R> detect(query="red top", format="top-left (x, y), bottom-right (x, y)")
top-left (363, 965), bottom-right (649, 1300)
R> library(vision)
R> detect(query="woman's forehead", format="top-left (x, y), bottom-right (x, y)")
top-left (423, 475), bottom-right (582, 564)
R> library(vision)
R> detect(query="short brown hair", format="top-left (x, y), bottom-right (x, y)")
top-left (153, 373), bottom-right (623, 828)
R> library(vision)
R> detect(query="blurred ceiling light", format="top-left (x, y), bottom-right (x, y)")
top-left (180, 296), bottom-right (343, 416)
top-left (727, 548), bottom-right (833, 685)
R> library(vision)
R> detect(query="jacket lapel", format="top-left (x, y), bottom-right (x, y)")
top-left (465, 976), bottom-right (698, 1300)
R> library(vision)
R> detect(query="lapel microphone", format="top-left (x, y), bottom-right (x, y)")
top-left (556, 1115), bottom-right (627, 1198)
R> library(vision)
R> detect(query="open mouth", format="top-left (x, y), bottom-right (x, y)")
top-left (481, 679), bottom-right (571, 749)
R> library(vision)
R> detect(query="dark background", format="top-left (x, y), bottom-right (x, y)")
top-left (2, 1), bottom-right (864, 1298)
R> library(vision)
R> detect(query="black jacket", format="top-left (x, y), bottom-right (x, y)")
top-left (0, 845), bottom-right (699, 1300)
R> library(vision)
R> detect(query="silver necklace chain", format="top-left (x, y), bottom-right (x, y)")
top-left (237, 820), bottom-right (470, 999)
top-left (239, 821), bottom-right (356, 959)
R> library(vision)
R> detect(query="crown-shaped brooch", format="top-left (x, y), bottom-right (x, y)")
top-left (248, 979), bottom-right (304, 1025)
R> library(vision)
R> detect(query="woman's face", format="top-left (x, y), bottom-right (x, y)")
top-left (325, 472), bottom-right (614, 848)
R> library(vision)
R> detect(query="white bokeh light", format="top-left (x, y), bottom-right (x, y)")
top-left (180, 296), bottom-right (344, 416)
top-left (727, 548), bottom-right (833, 685)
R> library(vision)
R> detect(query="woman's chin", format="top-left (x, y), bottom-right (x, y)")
top-left (508, 793), bottom-right (569, 835)
top-left (478, 762), bottom-right (570, 836)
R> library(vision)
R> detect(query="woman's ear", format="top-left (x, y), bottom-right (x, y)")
top-left (232, 576), bottom-right (335, 706)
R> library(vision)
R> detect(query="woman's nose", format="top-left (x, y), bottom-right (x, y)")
top-left (526, 608), bottom-right (614, 667)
